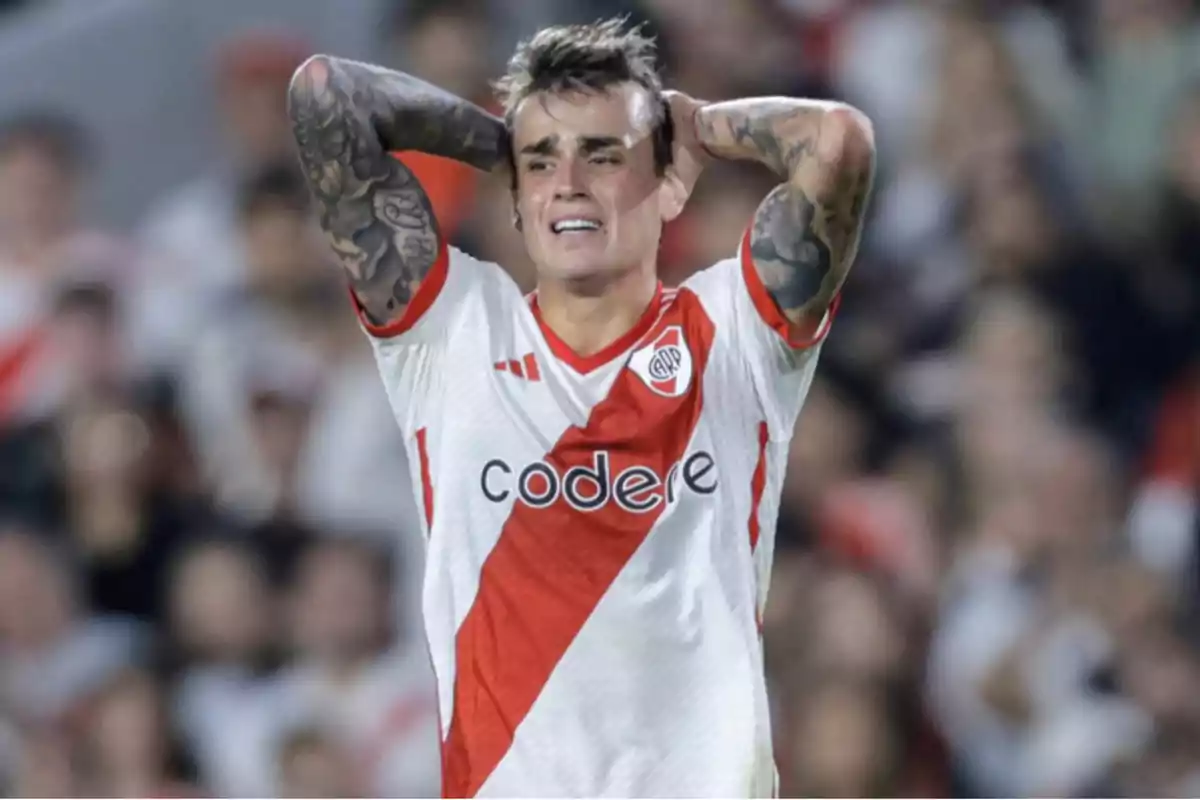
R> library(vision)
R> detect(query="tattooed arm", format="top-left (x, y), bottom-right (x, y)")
top-left (287, 55), bottom-right (508, 329)
top-left (691, 97), bottom-right (875, 336)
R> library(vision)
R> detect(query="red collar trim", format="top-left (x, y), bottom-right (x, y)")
top-left (530, 283), bottom-right (665, 374)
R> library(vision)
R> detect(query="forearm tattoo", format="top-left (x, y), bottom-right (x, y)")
top-left (287, 56), bottom-right (507, 327)
top-left (697, 101), bottom-right (875, 323)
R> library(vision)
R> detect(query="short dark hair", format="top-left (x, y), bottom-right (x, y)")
top-left (495, 16), bottom-right (673, 176)
top-left (0, 110), bottom-right (93, 175)
top-left (236, 160), bottom-right (310, 223)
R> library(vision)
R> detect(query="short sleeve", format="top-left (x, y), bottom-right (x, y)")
top-left (351, 242), bottom-right (525, 438)
top-left (680, 229), bottom-right (838, 441)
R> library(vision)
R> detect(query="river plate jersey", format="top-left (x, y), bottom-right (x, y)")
top-left (353, 230), bottom-right (836, 798)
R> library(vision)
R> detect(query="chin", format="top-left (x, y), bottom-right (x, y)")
top-left (537, 258), bottom-right (621, 292)
top-left (541, 250), bottom-right (609, 278)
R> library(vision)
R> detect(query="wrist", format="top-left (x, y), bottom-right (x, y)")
top-left (689, 107), bottom-right (712, 160)
top-left (693, 105), bottom-right (731, 161)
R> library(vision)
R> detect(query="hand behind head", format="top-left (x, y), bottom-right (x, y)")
top-left (663, 89), bottom-right (711, 196)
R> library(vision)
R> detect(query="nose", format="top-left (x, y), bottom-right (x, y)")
top-left (552, 157), bottom-right (589, 201)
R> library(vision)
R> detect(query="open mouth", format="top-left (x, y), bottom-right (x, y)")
top-left (550, 217), bottom-right (603, 234)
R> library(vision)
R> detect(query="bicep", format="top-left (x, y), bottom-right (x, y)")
top-left (747, 184), bottom-right (835, 335)
top-left (683, 255), bottom-right (830, 441)
top-left (747, 108), bottom-right (874, 336)
top-left (322, 158), bottom-right (442, 332)
top-left (289, 57), bottom-right (441, 331)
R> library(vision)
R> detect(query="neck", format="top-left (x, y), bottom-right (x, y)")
top-left (535, 266), bottom-right (658, 358)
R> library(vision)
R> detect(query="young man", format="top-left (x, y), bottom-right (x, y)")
top-left (288, 17), bottom-right (874, 798)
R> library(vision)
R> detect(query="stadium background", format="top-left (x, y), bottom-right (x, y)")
top-left (0, 0), bottom-right (1198, 795)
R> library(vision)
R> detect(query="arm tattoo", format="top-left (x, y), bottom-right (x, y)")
top-left (695, 98), bottom-right (825, 177)
top-left (696, 99), bottom-right (875, 324)
top-left (287, 56), bottom-right (507, 327)
top-left (749, 186), bottom-right (830, 312)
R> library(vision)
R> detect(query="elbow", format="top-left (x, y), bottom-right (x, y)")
top-left (287, 54), bottom-right (337, 110)
top-left (821, 103), bottom-right (876, 171)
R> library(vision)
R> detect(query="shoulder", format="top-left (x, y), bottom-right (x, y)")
top-left (433, 244), bottom-right (528, 328)
top-left (681, 233), bottom-right (838, 353)
top-left (445, 244), bottom-right (518, 289)
top-left (678, 255), bottom-right (742, 299)
top-left (677, 250), bottom-right (749, 333)
top-left (359, 243), bottom-right (528, 349)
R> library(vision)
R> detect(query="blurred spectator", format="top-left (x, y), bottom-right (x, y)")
top-left (836, 2), bottom-right (1082, 169)
top-left (76, 668), bottom-right (199, 797)
top-left (641, 0), bottom-right (808, 99)
top-left (0, 112), bottom-right (139, 427)
top-left (1088, 0), bottom-right (1200, 241)
top-left (962, 154), bottom-right (1177, 443)
top-left (7, 1), bottom-right (1200, 797)
top-left (1127, 358), bottom-right (1200, 601)
top-left (385, 0), bottom-right (495, 242)
top-left (137, 31), bottom-right (311, 367)
top-left (11, 727), bottom-right (78, 798)
top-left (0, 527), bottom-right (145, 733)
top-left (54, 385), bottom-right (204, 624)
top-left (167, 538), bottom-right (276, 669)
top-left (927, 422), bottom-right (1157, 796)
top-left (0, 306), bottom-right (210, 623)
top-left (170, 162), bottom-right (423, 635)
top-left (1156, 81), bottom-right (1200, 348)
top-left (169, 538), bottom-right (282, 798)
top-left (178, 161), bottom-right (331, 522)
top-left (179, 162), bottom-right (416, 539)
top-left (275, 539), bottom-right (439, 798)
top-left (780, 377), bottom-right (870, 544)
top-left (0, 282), bottom-right (126, 529)
top-left (786, 677), bottom-right (897, 797)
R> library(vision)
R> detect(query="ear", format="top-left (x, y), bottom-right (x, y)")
top-left (657, 167), bottom-right (689, 223)
top-left (510, 186), bottom-right (522, 231)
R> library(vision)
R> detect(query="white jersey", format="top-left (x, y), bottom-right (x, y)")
top-left (358, 232), bottom-right (834, 798)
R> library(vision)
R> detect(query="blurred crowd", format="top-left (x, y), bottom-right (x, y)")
top-left (1, 0), bottom-right (1200, 796)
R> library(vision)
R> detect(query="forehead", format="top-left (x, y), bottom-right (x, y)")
top-left (511, 82), bottom-right (656, 150)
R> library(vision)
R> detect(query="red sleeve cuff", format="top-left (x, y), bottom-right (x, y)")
top-left (739, 229), bottom-right (839, 349)
top-left (349, 238), bottom-right (450, 339)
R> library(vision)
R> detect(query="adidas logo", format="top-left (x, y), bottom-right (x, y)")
top-left (494, 353), bottom-right (541, 382)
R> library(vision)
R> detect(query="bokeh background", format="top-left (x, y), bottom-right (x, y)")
top-left (1, 0), bottom-right (1199, 796)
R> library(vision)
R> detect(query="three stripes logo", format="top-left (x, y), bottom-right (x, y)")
top-left (494, 353), bottom-right (541, 382)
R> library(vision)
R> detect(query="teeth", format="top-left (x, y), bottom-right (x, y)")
top-left (552, 218), bottom-right (601, 233)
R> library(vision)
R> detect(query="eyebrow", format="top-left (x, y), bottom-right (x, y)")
top-left (579, 135), bottom-right (623, 154)
top-left (519, 136), bottom-right (557, 156)
top-left (518, 135), bottom-right (625, 157)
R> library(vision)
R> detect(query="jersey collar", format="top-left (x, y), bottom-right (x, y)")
top-left (530, 282), bottom-right (665, 375)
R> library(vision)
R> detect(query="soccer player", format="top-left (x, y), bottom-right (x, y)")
top-left (287, 17), bottom-right (874, 798)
